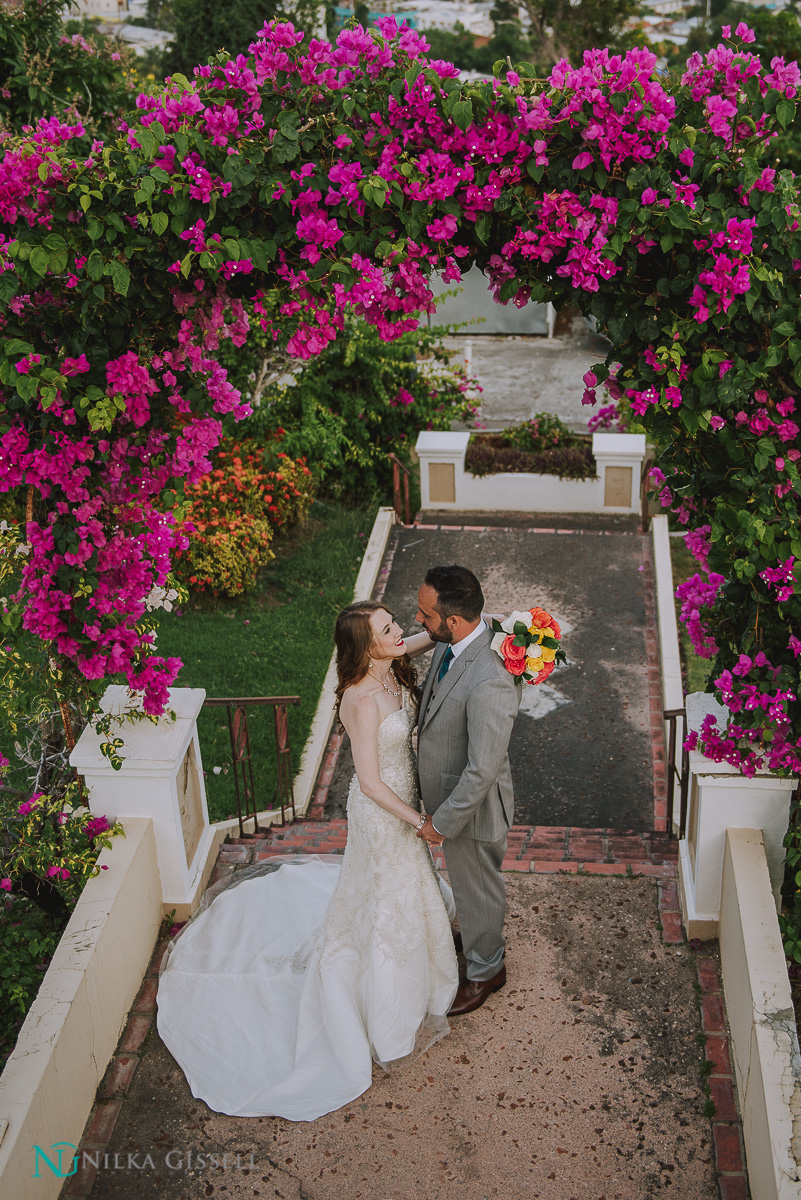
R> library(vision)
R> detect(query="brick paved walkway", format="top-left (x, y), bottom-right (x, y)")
top-left (219, 822), bottom-right (678, 874)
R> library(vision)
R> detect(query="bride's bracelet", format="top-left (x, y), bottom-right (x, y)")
top-left (414, 814), bottom-right (428, 832)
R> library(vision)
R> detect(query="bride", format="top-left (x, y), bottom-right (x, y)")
top-left (156, 600), bottom-right (460, 1121)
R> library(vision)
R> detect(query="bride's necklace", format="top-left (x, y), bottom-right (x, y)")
top-left (371, 666), bottom-right (401, 698)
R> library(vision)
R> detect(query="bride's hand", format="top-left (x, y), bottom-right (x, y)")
top-left (416, 814), bottom-right (445, 846)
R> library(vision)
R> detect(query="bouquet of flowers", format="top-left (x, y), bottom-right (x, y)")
top-left (490, 606), bottom-right (565, 685)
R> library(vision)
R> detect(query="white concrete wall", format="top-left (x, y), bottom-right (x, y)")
top-left (720, 829), bottom-right (801, 1200)
top-left (651, 515), bottom-right (685, 836)
top-left (68, 0), bottom-right (129, 18)
top-left (0, 818), bottom-right (162, 1200)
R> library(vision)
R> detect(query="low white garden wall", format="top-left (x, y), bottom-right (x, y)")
top-left (0, 817), bottom-right (162, 1200)
top-left (415, 430), bottom-right (646, 514)
top-left (720, 828), bottom-right (801, 1200)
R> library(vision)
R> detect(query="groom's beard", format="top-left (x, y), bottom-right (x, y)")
top-left (423, 617), bottom-right (452, 644)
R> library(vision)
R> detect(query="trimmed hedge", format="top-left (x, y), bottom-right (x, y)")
top-left (465, 435), bottom-right (596, 481)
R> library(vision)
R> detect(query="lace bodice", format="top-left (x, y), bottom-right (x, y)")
top-left (372, 687), bottom-right (421, 811)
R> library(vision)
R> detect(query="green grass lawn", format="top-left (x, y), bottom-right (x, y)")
top-left (154, 498), bottom-right (376, 822)
top-left (668, 537), bottom-right (713, 697)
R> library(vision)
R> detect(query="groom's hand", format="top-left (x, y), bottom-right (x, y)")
top-left (416, 814), bottom-right (445, 846)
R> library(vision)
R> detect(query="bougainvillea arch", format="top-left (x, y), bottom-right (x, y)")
top-left (1, 18), bottom-right (801, 772)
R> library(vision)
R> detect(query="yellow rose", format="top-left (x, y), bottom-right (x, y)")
top-left (526, 655), bottom-right (543, 673)
top-left (542, 646), bottom-right (556, 662)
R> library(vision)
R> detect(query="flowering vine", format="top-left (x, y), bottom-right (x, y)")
top-left (0, 19), bottom-right (800, 773)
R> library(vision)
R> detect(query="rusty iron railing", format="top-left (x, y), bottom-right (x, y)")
top-left (641, 456), bottom-right (655, 532)
top-left (664, 707), bottom-right (689, 838)
top-left (387, 452), bottom-right (411, 525)
top-left (203, 696), bottom-right (301, 836)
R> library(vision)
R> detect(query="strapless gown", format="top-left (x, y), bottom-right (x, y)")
top-left (156, 687), bottom-right (459, 1121)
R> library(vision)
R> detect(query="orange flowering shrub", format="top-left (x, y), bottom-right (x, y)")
top-left (173, 440), bottom-right (315, 597)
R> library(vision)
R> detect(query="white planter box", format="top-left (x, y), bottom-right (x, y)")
top-left (415, 431), bottom-right (646, 513)
top-left (678, 693), bottom-right (795, 939)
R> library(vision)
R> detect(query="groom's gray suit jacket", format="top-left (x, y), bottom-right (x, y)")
top-left (417, 628), bottom-right (521, 842)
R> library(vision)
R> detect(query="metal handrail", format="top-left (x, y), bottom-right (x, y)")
top-left (663, 707), bottom-right (689, 838)
top-left (387, 452), bottom-right (411, 525)
top-left (641, 457), bottom-right (654, 532)
top-left (204, 696), bottom-right (301, 836)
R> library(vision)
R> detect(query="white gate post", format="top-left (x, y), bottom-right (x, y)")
top-left (678, 693), bottom-right (795, 940)
top-left (70, 686), bottom-right (219, 918)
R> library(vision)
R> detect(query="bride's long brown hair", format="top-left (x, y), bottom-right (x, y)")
top-left (334, 600), bottom-right (419, 715)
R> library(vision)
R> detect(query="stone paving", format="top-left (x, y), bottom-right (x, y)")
top-left (60, 837), bottom-right (749, 1200)
top-left (443, 308), bottom-right (613, 433)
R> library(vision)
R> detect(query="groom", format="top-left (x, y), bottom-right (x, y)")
top-left (414, 564), bottom-right (521, 1015)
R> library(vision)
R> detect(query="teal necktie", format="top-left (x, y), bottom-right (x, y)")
top-left (437, 646), bottom-right (454, 683)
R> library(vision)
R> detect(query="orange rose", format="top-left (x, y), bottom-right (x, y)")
top-left (500, 635), bottom-right (526, 663)
top-left (530, 606), bottom-right (561, 639)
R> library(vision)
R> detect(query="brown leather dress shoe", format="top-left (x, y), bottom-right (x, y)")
top-left (447, 965), bottom-right (506, 1016)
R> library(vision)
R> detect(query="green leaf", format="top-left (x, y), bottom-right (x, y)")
top-left (29, 247), bottom-right (49, 277)
top-left (86, 250), bottom-right (104, 282)
top-left (451, 99), bottom-right (473, 131)
top-left (272, 134), bottom-right (298, 164)
top-left (777, 99), bottom-right (795, 128)
top-left (277, 110), bottom-right (300, 140)
top-left (476, 214), bottom-right (491, 245)
top-left (49, 248), bottom-right (68, 275)
top-left (107, 261), bottom-right (130, 297)
top-left (667, 204), bottom-right (692, 229)
top-left (3, 338), bottom-right (33, 357)
top-left (250, 239), bottom-right (277, 269)
top-left (0, 272), bottom-right (19, 304)
top-left (151, 211), bottom-right (168, 236)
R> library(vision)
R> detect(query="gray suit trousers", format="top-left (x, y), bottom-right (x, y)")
top-left (444, 832), bottom-right (507, 980)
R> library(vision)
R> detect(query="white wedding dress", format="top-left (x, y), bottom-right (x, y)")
top-left (156, 687), bottom-right (459, 1121)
